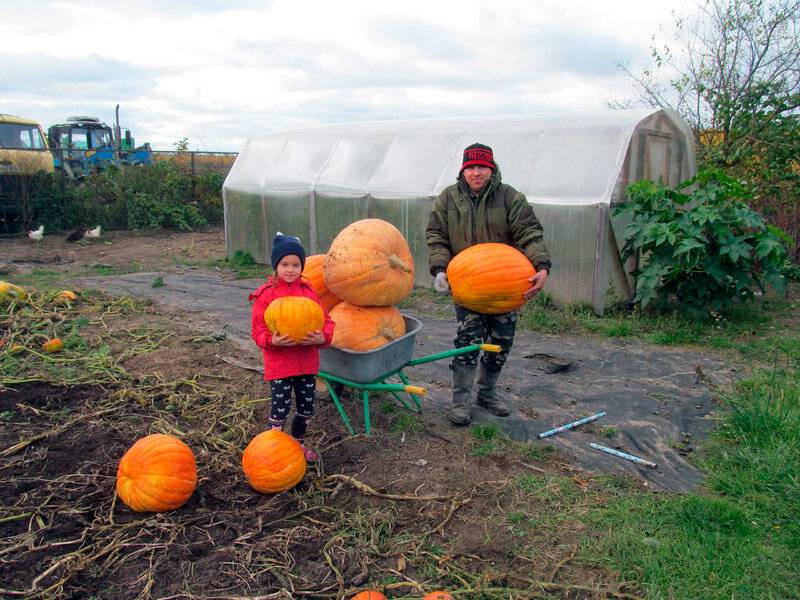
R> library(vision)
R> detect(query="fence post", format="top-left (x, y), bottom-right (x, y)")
top-left (190, 151), bottom-right (196, 202)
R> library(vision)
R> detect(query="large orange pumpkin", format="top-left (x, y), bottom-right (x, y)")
top-left (447, 243), bottom-right (536, 314)
top-left (263, 296), bottom-right (325, 343)
top-left (350, 592), bottom-right (387, 600)
top-left (302, 254), bottom-right (341, 313)
top-left (242, 429), bottom-right (307, 494)
top-left (329, 303), bottom-right (405, 352)
top-left (323, 219), bottom-right (414, 306)
top-left (116, 433), bottom-right (197, 512)
top-left (423, 593), bottom-right (454, 600)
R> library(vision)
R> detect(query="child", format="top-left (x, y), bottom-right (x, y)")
top-left (249, 233), bottom-right (335, 462)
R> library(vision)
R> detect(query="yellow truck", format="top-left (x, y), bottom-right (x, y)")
top-left (0, 113), bottom-right (54, 232)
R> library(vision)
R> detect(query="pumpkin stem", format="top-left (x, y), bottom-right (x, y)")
top-left (378, 326), bottom-right (400, 342)
top-left (388, 254), bottom-right (412, 272)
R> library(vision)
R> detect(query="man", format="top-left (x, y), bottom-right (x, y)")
top-left (426, 143), bottom-right (551, 426)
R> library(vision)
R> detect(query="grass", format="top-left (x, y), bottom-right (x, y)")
top-left (579, 366), bottom-right (800, 599)
top-left (203, 250), bottom-right (266, 279)
top-left (517, 289), bottom-right (799, 364)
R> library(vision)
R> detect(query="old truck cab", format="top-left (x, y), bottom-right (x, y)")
top-left (0, 113), bottom-right (54, 176)
top-left (0, 114), bottom-right (54, 232)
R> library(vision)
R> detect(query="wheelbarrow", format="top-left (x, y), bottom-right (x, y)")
top-left (318, 315), bottom-right (500, 435)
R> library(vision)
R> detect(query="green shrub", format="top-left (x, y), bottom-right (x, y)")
top-left (615, 169), bottom-right (788, 318)
top-left (25, 157), bottom-right (221, 233)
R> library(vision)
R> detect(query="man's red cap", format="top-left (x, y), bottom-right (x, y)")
top-left (461, 143), bottom-right (495, 171)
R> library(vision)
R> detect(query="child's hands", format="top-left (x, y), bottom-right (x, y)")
top-left (300, 330), bottom-right (325, 345)
top-left (271, 333), bottom-right (294, 346)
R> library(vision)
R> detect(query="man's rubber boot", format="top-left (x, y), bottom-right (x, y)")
top-left (476, 364), bottom-right (510, 416)
top-left (449, 363), bottom-right (476, 426)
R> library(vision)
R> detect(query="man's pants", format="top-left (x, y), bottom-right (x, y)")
top-left (452, 305), bottom-right (517, 369)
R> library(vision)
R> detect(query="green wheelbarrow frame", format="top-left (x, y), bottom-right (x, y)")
top-left (318, 343), bottom-right (500, 436)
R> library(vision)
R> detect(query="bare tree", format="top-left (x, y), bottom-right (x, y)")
top-left (612, 0), bottom-right (800, 255)
top-left (614, 0), bottom-right (799, 142)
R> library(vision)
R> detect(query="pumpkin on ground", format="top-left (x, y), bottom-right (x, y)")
top-left (302, 254), bottom-right (341, 313)
top-left (446, 243), bottom-right (536, 314)
top-left (0, 281), bottom-right (27, 302)
top-left (323, 219), bottom-right (414, 306)
top-left (423, 593), bottom-right (454, 600)
top-left (350, 592), bottom-right (388, 600)
top-left (329, 303), bottom-right (405, 352)
top-left (263, 296), bottom-right (325, 343)
top-left (41, 338), bottom-right (63, 353)
top-left (116, 433), bottom-right (197, 512)
top-left (56, 290), bottom-right (78, 304)
top-left (242, 429), bottom-right (307, 494)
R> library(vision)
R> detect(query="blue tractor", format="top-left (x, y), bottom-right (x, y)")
top-left (48, 105), bottom-right (153, 178)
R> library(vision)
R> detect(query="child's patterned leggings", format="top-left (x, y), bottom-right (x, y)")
top-left (269, 374), bottom-right (315, 442)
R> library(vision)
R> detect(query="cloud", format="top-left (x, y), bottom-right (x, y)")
top-left (517, 25), bottom-right (646, 76)
top-left (0, 54), bottom-right (156, 99)
top-left (0, 0), bottom-right (689, 150)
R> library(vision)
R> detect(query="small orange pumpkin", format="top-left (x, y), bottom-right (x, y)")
top-left (242, 429), bottom-right (307, 494)
top-left (8, 344), bottom-right (25, 355)
top-left (329, 303), bottom-right (405, 352)
top-left (116, 433), bottom-right (197, 512)
top-left (323, 219), bottom-right (414, 306)
top-left (263, 296), bottom-right (324, 343)
top-left (302, 254), bottom-right (341, 313)
top-left (447, 243), bottom-right (536, 314)
top-left (41, 338), bottom-right (63, 353)
top-left (350, 592), bottom-right (388, 600)
top-left (423, 592), bottom-right (454, 600)
top-left (56, 290), bottom-right (78, 304)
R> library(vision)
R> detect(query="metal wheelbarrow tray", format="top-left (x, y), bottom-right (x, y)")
top-left (319, 315), bottom-right (422, 383)
top-left (318, 314), bottom-right (499, 435)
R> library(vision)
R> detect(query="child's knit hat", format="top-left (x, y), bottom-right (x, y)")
top-left (270, 232), bottom-right (306, 270)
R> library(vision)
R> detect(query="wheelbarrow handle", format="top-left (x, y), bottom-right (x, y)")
top-left (481, 343), bottom-right (502, 353)
top-left (404, 385), bottom-right (426, 396)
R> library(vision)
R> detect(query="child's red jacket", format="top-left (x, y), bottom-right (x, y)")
top-left (249, 275), bottom-right (335, 381)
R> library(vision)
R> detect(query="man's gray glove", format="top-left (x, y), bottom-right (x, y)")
top-left (433, 272), bottom-right (450, 294)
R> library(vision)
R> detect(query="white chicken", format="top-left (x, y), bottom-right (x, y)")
top-left (84, 225), bottom-right (102, 239)
top-left (27, 225), bottom-right (44, 241)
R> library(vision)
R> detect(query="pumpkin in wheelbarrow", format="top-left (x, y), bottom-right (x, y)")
top-left (323, 218), bottom-right (414, 306)
top-left (263, 296), bottom-right (325, 343)
top-left (329, 303), bottom-right (405, 352)
top-left (447, 243), bottom-right (535, 314)
top-left (302, 254), bottom-right (341, 313)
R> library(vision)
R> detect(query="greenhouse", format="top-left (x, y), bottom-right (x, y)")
top-left (223, 108), bottom-right (696, 313)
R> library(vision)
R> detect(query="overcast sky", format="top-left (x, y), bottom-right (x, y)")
top-left (1, 0), bottom-right (694, 151)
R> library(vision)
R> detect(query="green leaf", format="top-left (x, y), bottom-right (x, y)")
top-left (675, 238), bottom-right (705, 256)
top-left (754, 237), bottom-right (783, 259)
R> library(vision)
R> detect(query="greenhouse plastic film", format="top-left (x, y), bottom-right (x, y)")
top-left (223, 109), bottom-right (695, 310)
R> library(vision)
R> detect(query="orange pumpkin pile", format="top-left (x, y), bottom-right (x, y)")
top-left (241, 429), bottom-right (307, 494)
top-left (116, 434), bottom-right (197, 512)
top-left (302, 254), bottom-right (341, 313)
top-left (447, 242), bottom-right (535, 314)
top-left (307, 219), bottom-right (412, 352)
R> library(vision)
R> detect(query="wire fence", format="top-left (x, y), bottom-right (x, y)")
top-left (150, 151), bottom-right (238, 178)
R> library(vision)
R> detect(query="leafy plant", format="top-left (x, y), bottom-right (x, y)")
top-left (615, 169), bottom-right (787, 317)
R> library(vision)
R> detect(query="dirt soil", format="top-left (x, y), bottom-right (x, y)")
top-left (0, 227), bottom-right (756, 599)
